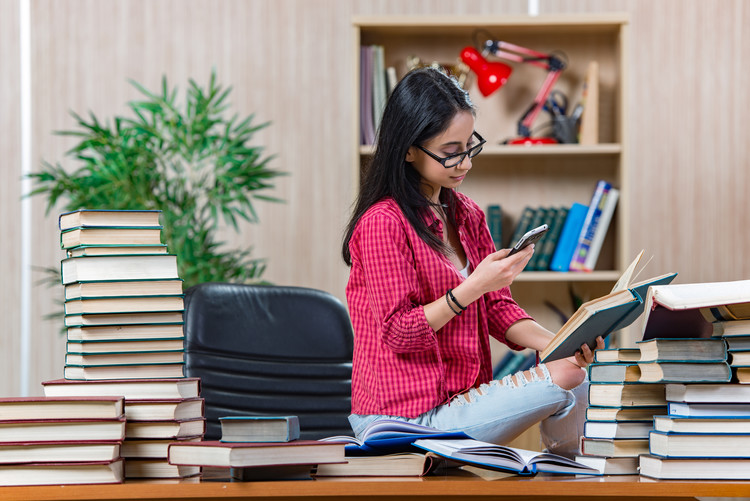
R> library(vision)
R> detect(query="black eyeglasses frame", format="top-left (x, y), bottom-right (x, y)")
top-left (415, 131), bottom-right (486, 168)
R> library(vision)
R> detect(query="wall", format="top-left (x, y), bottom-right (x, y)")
top-left (0, 0), bottom-right (748, 396)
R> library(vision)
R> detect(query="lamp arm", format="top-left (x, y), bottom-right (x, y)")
top-left (517, 68), bottom-right (563, 137)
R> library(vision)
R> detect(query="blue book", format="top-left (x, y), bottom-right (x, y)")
top-left (570, 180), bottom-right (613, 271)
top-left (549, 203), bottom-right (588, 272)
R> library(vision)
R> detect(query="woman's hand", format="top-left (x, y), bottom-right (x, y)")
top-left (465, 245), bottom-right (534, 297)
top-left (568, 336), bottom-right (606, 369)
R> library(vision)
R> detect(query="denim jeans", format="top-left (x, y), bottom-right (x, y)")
top-left (348, 364), bottom-right (588, 458)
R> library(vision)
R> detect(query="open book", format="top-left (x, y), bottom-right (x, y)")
top-left (540, 251), bottom-right (677, 362)
top-left (413, 438), bottom-right (598, 475)
top-left (641, 279), bottom-right (750, 340)
top-left (320, 419), bottom-right (468, 455)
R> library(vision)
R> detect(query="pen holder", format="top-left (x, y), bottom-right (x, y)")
top-left (552, 116), bottom-right (578, 144)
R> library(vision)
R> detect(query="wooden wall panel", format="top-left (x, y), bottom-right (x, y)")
top-left (1, 0), bottom-right (747, 396)
top-left (0, 0), bottom-right (22, 396)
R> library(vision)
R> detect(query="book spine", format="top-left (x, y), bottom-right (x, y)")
top-left (525, 207), bottom-right (549, 270)
top-left (581, 188), bottom-right (620, 272)
top-left (536, 206), bottom-right (568, 271)
top-left (569, 181), bottom-right (612, 271)
top-left (509, 207), bottom-right (536, 250)
top-left (549, 203), bottom-right (588, 272)
top-left (485, 204), bottom-right (503, 251)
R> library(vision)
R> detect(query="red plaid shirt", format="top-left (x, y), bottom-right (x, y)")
top-left (346, 193), bottom-right (531, 418)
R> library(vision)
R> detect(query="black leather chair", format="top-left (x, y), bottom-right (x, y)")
top-left (183, 283), bottom-right (354, 440)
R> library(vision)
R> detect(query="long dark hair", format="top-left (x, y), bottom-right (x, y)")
top-left (342, 68), bottom-right (475, 266)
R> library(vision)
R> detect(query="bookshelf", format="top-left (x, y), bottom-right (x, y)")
top-left (353, 14), bottom-right (630, 340)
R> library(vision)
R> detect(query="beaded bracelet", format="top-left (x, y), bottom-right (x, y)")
top-left (445, 291), bottom-right (462, 315)
top-left (447, 288), bottom-right (467, 312)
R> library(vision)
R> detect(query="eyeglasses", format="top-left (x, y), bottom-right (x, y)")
top-left (416, 131), bottom-right (486, 168)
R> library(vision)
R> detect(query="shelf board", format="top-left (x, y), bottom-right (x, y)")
top-left (515, 271), bottom-right (621, 282)
top-left (359, 143), bottom-right (621, 157)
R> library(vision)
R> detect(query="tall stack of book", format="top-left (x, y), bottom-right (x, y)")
top-left (634, 281), bottom-right (750, 479)
top-left (54, 209), bottom-right (204, 479)
top-left (0, 397), bottom-right (125, 486)
top-left (575, 348), bottom-right (666, 475)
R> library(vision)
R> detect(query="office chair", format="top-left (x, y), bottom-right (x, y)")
top-left (183, 282), bottom-right (354, 440)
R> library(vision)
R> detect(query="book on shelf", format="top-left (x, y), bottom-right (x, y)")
top-left (654, 415), bottom-right (750, 434)
top-left (573, 455), bottom-right (638, 475)
top-left (67, 244), bottom-right (169, 257)
top-left (59, 209), bottom-right (162, 230)
top-left (524, 207), bottom-right (550, 270)
top-left (715, 319), bottom-right (750, 337)
top-left (61, 254), bottom-right (179, 285)
top-left (508, 206), bottom-right (536, 251)
top-left (493, 350), bottom-right (536, 380)
top-left (64, 295), bottom-right (185, 315)
top-left (577, 60), bottom-right (599, 145)
top-left (0, 459), bottom-right (124, 486)
top-left (65, 279), bottom-right (184, 300)
top-left (359, 45), bottom-right (375, 145)
top-left (485, 204), bottom-right (503, 251)
top-left (586, 405), bottom-right (666, 422)
top-left (63, 363), bottom-right (185, 380)
top-left (641, 279), bottom-right (750, 340)
top-left (534, 206), bottom-right (568, 271)
top-left (649, 430), bottom-right (750, 457)
top-left (668, 401), bottom-right (750, 418)
top-left (320, 418), bottom-right (468, 455)
top-left (540, 250), bottom-right (677, 362)
top-left (371, 44), bottom-right (387, 133)
top-left (549, 202), bottom-right (587, 272)
top-left (121, 436), bottom-right (202, 459)
top-left (639, 454), bottom-right (750, 480)
top-left (168, 440), bottom-right (346, 468)
top-left (125, 418), bottom-right (205, 439)
top-left (569, 180), bottom-right (613, 271)
top-left (581, 187), bottom-right (619, 272)
top-left (67, 323), bottom-right (185, 342)
top-left (582, 420), bottom-right (653, 439)
top-left (638, 361), bottom-right (731, 383)
top-left (219, 415), bottom-right (300, 443)
top-left (587, 362), bottom-right (640, 383)
top-left (67, 338), bottom-right (185, 355)
top-left (588, 382), bottom-right (666, 407)
top-left (313, 452), bottom-right (453, 477)
top-left (637, 337), bottom-right (727, 362)
top-left (0, 417), bottom-right (126, 442)
top-left (593, 348), bottom-right (641, 363)
top-left (412, 438), bottom-right (597, 476)
top-left (61, 227), bottom-right (163, 248)
top-left (64, 311), bottom-right (184, 327)
top-left (579, 437), bottom-right (649, 457)
top-left (124, 458), bottom-right (200, 479)
top-left (666, 383), bottom-right (750, 403)
top-left (123, 398), bottom-right (204, 421)
top-left (42, 377), bottom-right (201, 399)
top-left (0, 441), bottom-right (120, 465)
top-left (0, 396), bottom-right (124, 420)
top-left (65, 350), bottom-right (185, 366)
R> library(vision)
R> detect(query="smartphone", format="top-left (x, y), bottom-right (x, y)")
top-left (507, 224), bottom-right (549, 256)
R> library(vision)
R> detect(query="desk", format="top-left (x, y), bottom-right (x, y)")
top-left (2, 475), bottom-right (750, 501)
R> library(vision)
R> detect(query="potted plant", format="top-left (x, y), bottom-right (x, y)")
top-left (28, 71), bottom-right (283, 288)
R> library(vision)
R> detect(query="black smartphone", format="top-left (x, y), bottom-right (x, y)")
top-left (507, 224), bottom-right (549, 256)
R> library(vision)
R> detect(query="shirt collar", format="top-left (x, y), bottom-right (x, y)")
top-left (417, 192), bottom-right (471, 230)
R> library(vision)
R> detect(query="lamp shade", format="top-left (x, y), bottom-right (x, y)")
top-left (460, 46), bottom-right (512, 97)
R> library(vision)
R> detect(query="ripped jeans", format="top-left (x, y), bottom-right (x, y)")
top-left (348, 364), bottom-right (588, 458)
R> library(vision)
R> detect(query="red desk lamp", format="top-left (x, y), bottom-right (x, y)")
top-left (461, 40), bottom-right (566, 145)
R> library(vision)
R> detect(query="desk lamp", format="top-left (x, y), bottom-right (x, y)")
top-left (460, 39), bottom-right (566, 145)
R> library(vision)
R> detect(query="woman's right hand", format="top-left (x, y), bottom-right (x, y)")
top-left (467, 245), bottom-right (534, 296)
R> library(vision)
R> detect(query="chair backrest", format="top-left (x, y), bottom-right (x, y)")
top-left (183, 282), bottom-right (354, 440)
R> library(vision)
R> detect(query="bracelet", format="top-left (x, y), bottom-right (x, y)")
top-left (445, 292), bottom-right (462, 315)
top-left (447, 288), bottom-right (467, 312)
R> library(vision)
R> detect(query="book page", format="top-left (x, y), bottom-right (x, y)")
top-left (610, 250), bottom-right (644, 293)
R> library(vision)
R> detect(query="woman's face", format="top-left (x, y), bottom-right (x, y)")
top-left (406, 111), bottom-right (477, 201)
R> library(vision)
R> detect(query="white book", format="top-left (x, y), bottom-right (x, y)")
top-left (61, 254), bottom-right (179, 285)
top-left (582, 187), bottom-right (619, 272)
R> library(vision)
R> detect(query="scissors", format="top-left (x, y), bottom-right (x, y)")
top-left (544, 90), bottom-right (568, 117)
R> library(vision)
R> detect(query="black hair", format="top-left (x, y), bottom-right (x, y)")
top-left (342, 67), bottom-right (475, 266)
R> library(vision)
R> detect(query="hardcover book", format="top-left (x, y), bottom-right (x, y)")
top-left (42, 377), bottom-right (201, 399)
top-left (583, 420), bottom-right (653, 439)
top-left (65, 279), bottom-right (184, 300)
top-left (59, 209), bottom-right (162, 230)
top-left (63, 363), bottom-right (185, 381)
top-left (649, 430), bottom-right (750, 457)
top-left (654, 415), bottom-right (750, 434)
top-left (64, 311), bottom-right (184, 327)
top-left (666, 383), bottom-right (750, 403)
top-left (549, 202), bottom-right (587, 272)
top-left (640, 454), bottom-right (750, 480)
top-left (569, 180), bottom-right (612, 271)
top-left (167, 440), bottom-right (346, 468)
top-left (61, 227), bottom-right (163, 248)
top-left (588, 363), bottom-right (640, 383)
top-left (0, 441), bottom-right (120, 465)
top-left (219, 415), bottom-right (300, 443)
top-left (123, 398), bottom-right (204, 421)
top-left (0, 396), bottom-right (124, 420)
top-left (540, 251), bottom-right (677, 362)
top-left (588, 382), bottom-right (667, 407)
top-left (125, 418), bottom-right (205, 439)
top-left (60, 254), bottom-right (179, 284)
top-left (0, 418), bottom-right (126, 442)
top-left (637, 361), bottom-right (731, 383)
top-left (573, 455), bottom-right (638, 475)
top-left (63, 295), bottom-right (185, 315)
top-left (66, 324), bottom-right (185, 342)
top-left (0, 459), bottom-right (124, 486)
top-left (636, 337), bottom-right (727, 362)
top-left (67, 245), bottom-right (168, 257)
top-left (66, 338), bottom-right (185, 355)
top-left (579, 437), bottom-right (649, 457)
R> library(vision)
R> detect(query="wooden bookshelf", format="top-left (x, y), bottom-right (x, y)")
top-left (353, 14), bottom-right (631, 340)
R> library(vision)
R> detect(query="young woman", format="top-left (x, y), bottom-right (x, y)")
top-left (342, 68), bottom-right (604, 458)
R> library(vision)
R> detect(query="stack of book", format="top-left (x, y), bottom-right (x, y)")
top-left (42, 377), bottom-right (204, 479)
top-left (502, 179), bottom-right (619, 272)
top-left (60, 209), bottom-right (186, 381)
top-left (715, 318), bottom-right (750, 383)
top-left (168, 415), bottom-right (346, 481)
top-left (575, 348), bottom-right (666, 475)
top-left (0, 397), bottom-right (125, 486)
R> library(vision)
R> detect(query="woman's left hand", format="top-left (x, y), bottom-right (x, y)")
top-left (569, 336), bottom-right (605, 369)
